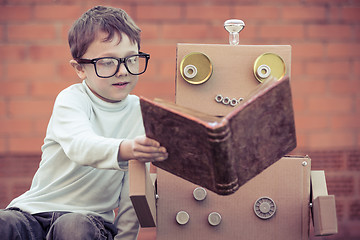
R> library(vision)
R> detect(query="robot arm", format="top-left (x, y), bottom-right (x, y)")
top-left (310, 170), bottom-right (338, 236)
top-left (129, 160), bottom-right (157, 228)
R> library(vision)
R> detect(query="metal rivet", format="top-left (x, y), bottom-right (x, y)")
top-left (302, 161), bottom-right (308, 166)
top-left (176, 211), bottom-right (190, 225)
top-left (208, 212), bottom-right (222, 226)
top-left (193, 187), bottom-right (207, 201)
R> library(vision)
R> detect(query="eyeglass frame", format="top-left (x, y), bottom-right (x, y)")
top-left (75, 52), bottom-right (150, 78)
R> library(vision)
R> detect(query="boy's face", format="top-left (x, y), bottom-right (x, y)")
top-left (73, 32), bottom-right (139, 102)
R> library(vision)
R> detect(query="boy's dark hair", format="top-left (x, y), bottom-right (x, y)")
top-left (68, 6), bottom-right (141, 59)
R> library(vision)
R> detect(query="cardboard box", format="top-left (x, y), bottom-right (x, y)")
top-left (156, 156), bottom-right (311, 240)
top-left (175, 44), bottom-right (292, 117)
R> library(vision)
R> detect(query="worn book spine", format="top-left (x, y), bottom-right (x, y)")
top-left (207, 123), bottom-right (240, 195)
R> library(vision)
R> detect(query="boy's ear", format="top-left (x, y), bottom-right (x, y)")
top-left (70, 60), bottom-right (86, 80)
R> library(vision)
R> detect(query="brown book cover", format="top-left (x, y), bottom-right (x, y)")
top-left (140, 76), bottom-right (296, 195)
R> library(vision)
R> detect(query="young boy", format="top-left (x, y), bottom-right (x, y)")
top-left (0, 6), bottom-right (167, 240)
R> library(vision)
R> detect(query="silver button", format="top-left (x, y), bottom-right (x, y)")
top-left (208, 212), bottom-right (222, 226)
top-left (193, 187), bottom-right (207, 201)
top-left (176, 211), bottom-right (190, 225)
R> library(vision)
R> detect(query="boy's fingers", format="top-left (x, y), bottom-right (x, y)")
top-left (136, 136), bottom-right (160, 147)
top-left (137, 151), bottom-right (168, 162)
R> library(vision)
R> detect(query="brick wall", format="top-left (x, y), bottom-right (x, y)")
top-left (0, 0), bottom-right (359, 239)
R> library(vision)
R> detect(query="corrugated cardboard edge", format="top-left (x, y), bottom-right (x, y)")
top-left (129, 160), bottom-right (157, 227)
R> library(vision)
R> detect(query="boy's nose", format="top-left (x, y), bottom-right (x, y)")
top-left (115, 63), bottom-right (128, 77)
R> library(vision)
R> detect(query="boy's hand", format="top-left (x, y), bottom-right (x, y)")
top-left (119, 136), bottom-right (168, 163)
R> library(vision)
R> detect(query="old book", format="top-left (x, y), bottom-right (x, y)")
top-left (140, 76), bottom-right (296, 195)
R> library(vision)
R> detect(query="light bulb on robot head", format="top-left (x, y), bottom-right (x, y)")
top-left (224, 19), bottom-right (245, 45)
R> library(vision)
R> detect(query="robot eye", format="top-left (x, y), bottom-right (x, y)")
top-left (180, 52), bottom-right (213, 85)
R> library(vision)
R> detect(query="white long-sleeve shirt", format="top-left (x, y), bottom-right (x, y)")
top-left (8, 80), bottom-right (144, 223)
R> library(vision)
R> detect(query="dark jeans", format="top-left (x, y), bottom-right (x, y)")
top-left (0, 208), bottom-right (117, 240)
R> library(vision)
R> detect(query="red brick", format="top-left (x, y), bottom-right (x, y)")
top-left (282, 6), bottom-right (326, 21)
top-left (159, 60), bottom-right (177, 78)
top-left (136, 5), bottom-right (182, 21)
top-left (11, 179), bottom-right (32, 198)
top-left (355, 25), bottom-right (360, 41)
top-left (34, 118), bottom-right (49, 135)
top-left (141, 43), bottom-right (176, 61)
top-left (0, 100), bottom-right (6, 117)
top-left (292, 96), bottom-right (306, 113)
top-left (329, 79), bottom-right (360, 94)
top-left (233, 5), bottom-right (280, 21)
top-left (0, 44), bottom-right (27, 61)
top-left (0, 182), bottom-right (10, 209)
top-left (347, 150), bottom-right (360, 170)
top-left (342, 6), bottom-right (360, 22)
top-left (308, 131), bottom-right (355, 149)
top-left (137, 23), bottom-right (161, 40)
top-left (0, 6), bottom-right (32, 21)
top-left (0, 138), bottom-right (6, 154)
top-left (0, 81), bottom-right (28, 97)
top-left (328, 7), bottom-right (343, 22)
top-left (350, 200), bottom-right (360, 221)
top-left (8, 24), bottom-right (57, 42)
top-left (0, 154), bottom-right (40, 178)
top-left (292, 43), bottom-right (325, 59)
top-left (327, 43), bottom-right (360, 58)
top-left (291, 78), bottom-right (327, 95)
top-left (134, 79), bottom-right (175, 101)
top-left (305, 61), bottom-right (351, 76)
top-left (162, 23), bottom-right (209, 40)
top-left (326, 175), bottom-right (354, 196)
top-left (186, 5), bottom-right (231, 21)
top-left (29, 44), bottom-right (72, 61)
top-left (30, 80), bottom-right (71, 97)
top-left (334, 199), bottom-right (344, 222)
top-left (7, 62), bottom-right (57, 81)
top-left (57, 62), bottom-right (79, 80)
top-left (294, 114), bottom-right (329, 131)
top-left (330, 114), bottom-right (360, 130)
top-left (0, 25), bottom-right (4, 41)
top-left (0, 119), bottom-right (33, 135)
top-left (354, 60), bottom-right (360, 76)
top-left (305, 0), bottom-right (348, 4)
top-left (290, 60), bottom-right (305, 78)
top-left (259, 24), bottom-right (305, 40)
top-left (34, 5), bottom-right (83, 20)
top-left (308, 150), bottom-right (346, 171)
top-left (308, 24), bottom-right (352, 40)
top-left (61, 22), bottom-right (73, 43)
top-left (307, 95), bottom-right (353, 114)
top-left (9, 99), bottom-right (54, 117)
top-left (294, 132), bottom-right (306, 149)
top-left (9, 136), bottom-right (44, 153)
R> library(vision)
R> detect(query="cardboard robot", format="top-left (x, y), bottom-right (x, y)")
top-left (129, 20), bottom-right (338, 240)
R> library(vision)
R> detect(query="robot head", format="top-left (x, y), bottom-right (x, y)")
top-left (175, 21), bottom-right (291, 116)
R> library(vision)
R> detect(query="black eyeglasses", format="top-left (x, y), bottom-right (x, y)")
top-left (76, 52), bottom-right (150, 78)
